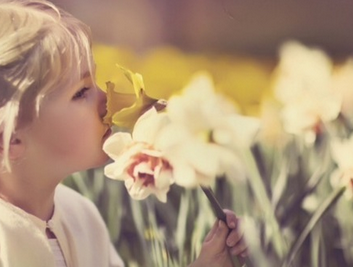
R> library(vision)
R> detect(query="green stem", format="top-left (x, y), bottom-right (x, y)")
top-left (242, 148), bottom-right (288, 257)
top-left (281, 185), bottom-right (346, 267)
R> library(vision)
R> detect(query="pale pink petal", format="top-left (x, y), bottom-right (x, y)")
top-left (133, 162), bottom-right (153, 177)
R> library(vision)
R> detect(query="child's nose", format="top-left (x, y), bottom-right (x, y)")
top-left (97, 87), bottom-right (107, 118)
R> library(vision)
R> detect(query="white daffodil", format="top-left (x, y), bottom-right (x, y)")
top-left (258, 99), bottom-right (288, 148)
top-left (155, 72), bottom-right (260, 187)
top-left (103, 108), bottom-right (173, 203)
top-left (273, 41), bottom-right (342, 143)
top-left (104, 70), bottom-right (260, 194)
top-left (332, 59), bottom-right (353, 124)
top-left (330, 135), bottom-right (353, 199)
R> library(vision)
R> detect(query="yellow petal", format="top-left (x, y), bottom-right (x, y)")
top-left (103, 81), bottom-right (136, 125)
top-left (105, 65), bottom-right (166, 130)
top-left (112, 90), bottom-right (163, 130)
top-left (116, 64), bottom-right (144, 96)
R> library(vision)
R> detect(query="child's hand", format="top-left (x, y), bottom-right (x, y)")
top-left (190, 209), bottom-right (248, 267)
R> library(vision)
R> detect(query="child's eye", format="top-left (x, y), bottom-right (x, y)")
top-left (72, 87), bottom-right (90, 100)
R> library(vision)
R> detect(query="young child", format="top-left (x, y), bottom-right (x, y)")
top-left (0, 1), bottom-right (247, 266)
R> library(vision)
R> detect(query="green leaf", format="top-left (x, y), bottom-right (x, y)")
top-left (282, 185), bottom-right (346, 267)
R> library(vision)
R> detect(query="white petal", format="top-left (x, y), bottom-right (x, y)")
top-left (142, 149), bottom-right (163, 158)
top-left (104, 162), bottom-right (128, 181)
top-left (171, 158), bottom-right (198, 188)
top-left (221, 154), bottom-right (247, 182)
top-left (194, 171), bottom-right (217, 187)
top-left (133, 108), bottom-right (170, 144)
top-left (318, 93), bottom-right (342, 122)
top-left (103, 132), bottom-right (132, 159)
top-left (155, 191), bottom-right (168, 203)
top-left (331, 136), bottom-right (353, 169)
top-left (154, 123), bottom-right (190, 151)
top-left (183, 72), bottom-right (215, 98)
top-left (167, 73), bottom-right (216, 131)
top-left (125, 178), bottom-right (150, 200)
top-left (104, 163), bottom-right (117, 179)
top-left (154, 167), bottom-right (174, 189)
top-left (225, 115), bottom-right (260, 147)
top-left (181, 141), bottom-right (220, 177)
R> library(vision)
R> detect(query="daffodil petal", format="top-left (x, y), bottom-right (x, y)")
top-left (103, 132), bottom-right (132, 160)
top-left (155, 167), bottom-right (174, 189)
top-left (111, 92), bottom-right (160, 130)
top-left (168, 156), bottom-right (198, 188)
top-left (104, 162), bottom-right (127, 180)
top-left (103, 81), bottom-right (137, 125)
top-left (133, 108), bottom-right (170, 143)
top-left (226, 114), bottom-right (260, 148)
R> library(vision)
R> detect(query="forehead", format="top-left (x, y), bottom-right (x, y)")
top-left (49, 56), bottom-right (95, 89)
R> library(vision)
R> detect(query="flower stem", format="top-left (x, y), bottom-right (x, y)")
top-left (201, 186), bottom-right (252, 267)
top-left (241, 148), bottom-right (288, 257)
top-left (281, 185), bottom-right (346, 267)
top-left (201, 186), bottom-right (227, 222)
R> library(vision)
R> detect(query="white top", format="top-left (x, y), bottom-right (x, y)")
top-left (0, 184), bottom-right (125, 267)
top-left (49, 239), bottom-right (67, 267)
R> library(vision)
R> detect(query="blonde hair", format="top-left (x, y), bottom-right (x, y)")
top-left (0, 0), bottom-right (94, 170)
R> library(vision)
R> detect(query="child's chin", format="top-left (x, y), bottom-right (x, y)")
top-left (90, 154), bottom-right (111, 169)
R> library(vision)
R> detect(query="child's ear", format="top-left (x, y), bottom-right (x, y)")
top-left (0, 132), bottom-right (25, 160)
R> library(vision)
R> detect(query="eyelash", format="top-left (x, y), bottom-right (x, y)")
top-left (72, 87), bottom-right (90, 100)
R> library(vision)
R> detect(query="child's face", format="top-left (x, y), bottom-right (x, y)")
top-left (21, 72), bottom-right (111, 177)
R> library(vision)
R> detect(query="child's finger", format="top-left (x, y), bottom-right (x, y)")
top-left (224, 209), bottom-right (238, 229)
top-left (226, 227), bottom-right (243, 247)
top-left (229, 238), bottom-right (248, 256)
top-left (241, 250), bottom-right (249, 258)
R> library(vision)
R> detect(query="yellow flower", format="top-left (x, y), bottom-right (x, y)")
top-left (104, 65), bottom-right (166, 130)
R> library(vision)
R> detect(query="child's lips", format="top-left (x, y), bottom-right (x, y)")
top-left (103, 128), bottom-right (112, 140)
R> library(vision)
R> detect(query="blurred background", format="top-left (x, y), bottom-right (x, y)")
top-left (49, 0), bottom-right (353, 117)
top-left (51, 0), bottom-right (353, 57)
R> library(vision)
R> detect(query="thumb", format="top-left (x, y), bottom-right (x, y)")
top-left (204, 219), bottom-right (218, 242)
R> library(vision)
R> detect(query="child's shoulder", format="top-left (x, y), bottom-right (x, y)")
top-left (54, 184), bottom-right (105, 227)
top-left (55, 183), bottom-right (93, 205)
